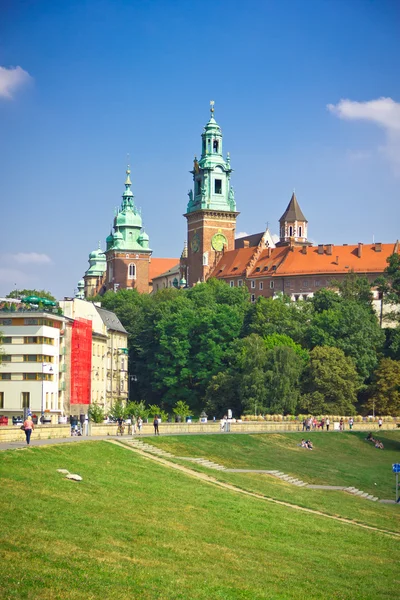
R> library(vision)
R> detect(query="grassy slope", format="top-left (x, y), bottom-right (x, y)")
top-left (0, 442), bottom-right (398, 600)
top-left (145, 431), bottom-right (400, 497)
top-left (142, 432), bottom-right (400, 534)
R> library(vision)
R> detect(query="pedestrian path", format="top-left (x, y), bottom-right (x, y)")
top-left (126, 439), bottom-right (392, 504)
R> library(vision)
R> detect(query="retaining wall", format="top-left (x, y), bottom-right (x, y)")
top-left (0, 425), bottom-right (71, 443)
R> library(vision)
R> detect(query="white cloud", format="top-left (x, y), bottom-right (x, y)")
top-left (327, 97), bottom-right (400, 174)
top-left (235, 231), bottom-right (249, 239)
top-left (0, 66), bottom-right (32, 99)
top-left (11, 252), bottom-right (52, 265)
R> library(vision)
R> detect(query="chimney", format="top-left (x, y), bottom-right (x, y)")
top-left (243, 240), bottom-right (250, 248)
top-left (326, 244), bottom-right (333, 255)
top-left (375, 242), bottom-right (382, 252)
top-left (335, 255), bottom-right (339, 265)
top-left (267, 247), bottom-right (271, 258)
top-left (301, 245), bottom-right (307, 254)
top-left (357, 243), bottom-right (363, 258)
top-left (318, 244), bottom-right (324, 255)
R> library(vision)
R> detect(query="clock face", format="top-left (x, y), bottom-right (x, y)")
top-left (211, 233), bottom-right (227, 252)
top-left (191, 232), bottom-right (200, 253)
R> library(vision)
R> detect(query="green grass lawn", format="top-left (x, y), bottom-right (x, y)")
top-left (0, 441), bottom-right (399, 599)
top-left (141, 431), bottom-right (400, 534)
top-left (144, 431), bottom-right (400, 498)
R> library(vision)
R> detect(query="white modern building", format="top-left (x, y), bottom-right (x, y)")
top-left (0, 312), bottom-right (67, 419)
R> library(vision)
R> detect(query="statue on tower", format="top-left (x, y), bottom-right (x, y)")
top-left (229, 186), bottom-right (236, 210)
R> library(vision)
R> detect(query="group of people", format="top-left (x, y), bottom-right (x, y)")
top-left (299, 439), bottom-right (314, 450)
top-left (117, 416), bottom-right (143, 436)
top-left (366, 432), bottom-right (384, 450)
top-left (302, 417), bottom-right (331, 431)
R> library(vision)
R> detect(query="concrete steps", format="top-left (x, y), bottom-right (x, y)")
top-left (126, 440), bottom-right (390, 503)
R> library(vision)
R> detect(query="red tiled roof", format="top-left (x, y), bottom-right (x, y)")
top-left (271, 243), bottom-right (397, 277)
top-left (149, 258), bottom-right (179, 281)
top-left (209, 247), bottom-right (255, 278)
top-left (211, 243), bottom-right (398, 279)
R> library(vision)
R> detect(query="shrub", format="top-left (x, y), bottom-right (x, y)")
top-left (88, 403), bottom-right (105, 424)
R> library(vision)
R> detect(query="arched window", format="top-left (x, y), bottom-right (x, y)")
top-left (299, 226), bottom-right (302, 237)
top-left (128, 263), bottom-right (136, 279)
top-left (289, 226), bottom-right (293, 236)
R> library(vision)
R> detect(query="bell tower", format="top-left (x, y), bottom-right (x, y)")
top-left (183, 102), bottom-right (239, 286)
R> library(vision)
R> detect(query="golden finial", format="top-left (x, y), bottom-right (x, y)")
top-left (210, 100), bottom-right (215, 115)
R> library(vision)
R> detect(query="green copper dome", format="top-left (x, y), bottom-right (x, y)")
top-left (85, 244), bottom-right (106, 277)
top-left (115, 206), bottom-right (142, 228)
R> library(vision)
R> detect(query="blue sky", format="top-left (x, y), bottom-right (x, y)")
top-left (0, 0), bottom-right (399, 298)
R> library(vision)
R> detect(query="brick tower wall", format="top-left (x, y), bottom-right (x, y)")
top-left (185, 210), bottom-right (237, 286)
top-left (105, 251), bottom-right (151, 294)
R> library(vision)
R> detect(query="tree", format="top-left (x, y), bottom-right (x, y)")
top-left (263, 333), bottom-right (309, 363)
top-left (173, 401), bottom-right (191, 421)
top-left (247, 295), bottom-right (312, 345)
top-left (300, 346), bottom-right (360, 414)
top-left (375, 253), bottom-right (400, 326)
top-left (7, 289), bottom-right (56, 302)
top-left (331, 272), bottom-right (373, 311)
top-left (125, 401), bottom-right (149, 420)
top-left (88, 403), bottom-right (105, 423)
top-left (108, 398), bottom-right (126, 420)
top-left (264, 346), bottom-right (304, 414)
top-left (205, 371), bottom-right (241, 418)
top-left (366, 358), bottom-right (400, 416)
top-left (307, 298), bottom-right (384, 380)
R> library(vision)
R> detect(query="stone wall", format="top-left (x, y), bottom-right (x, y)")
top-left (0, 424), bottom-right (71, 443)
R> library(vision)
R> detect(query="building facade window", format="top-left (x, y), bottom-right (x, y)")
top-left (108, 263), bottom-right (113, 282)
top-left (289, 226), bottom-right (293, 236)
top-left (299, 226), bottom-right (302, 237)
top-left (270, 281), bottom-right (274, 289)
top-left (259, 282), bottom-right (263, 290)
top-left (214, 179), bottom-right (222, 194)
top-left (22, 392), bottom-right (30, 409)
top-left (203, 252), bottom-right (208, 266)
top-left (303, 280), bottom-right (309, 288)
top-left (0, 392), bottom-right (3, 409)
top-left (128, 263), bottom-right (136, 279)
top-left (238, 280), bottom-right (243, 287)
top-left (250, 280), bottom-right (255, 289)
top-left (2, 337), bottom-right (12, 344)
top-left (230, 281), bottom-right (234, 287)
top-left (0, 373), bottom-right (11, 380)
top-left (251, 294), bottom-right (256, 303)
top-left (2, 355), bottom-right (12, 362)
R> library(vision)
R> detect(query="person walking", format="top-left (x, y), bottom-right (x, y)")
top-left (23, 415), bottom-right (34, 445)
top-left (326, 417), bottom-right (330, 432)
top-left (378, 417), bottom-right (383, 429)
top-left (137, 417), bottom-right (143, 434)
top-left (349, 418), bottom-right (354, 430)
top-left (153, 416), bottom-right (159, 435)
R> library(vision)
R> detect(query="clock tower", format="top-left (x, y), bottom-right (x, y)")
top-left (182, 102), bottom-right (239, 286)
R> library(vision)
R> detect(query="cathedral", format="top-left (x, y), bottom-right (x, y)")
top-left (78, 103), bottom-right (399, 304)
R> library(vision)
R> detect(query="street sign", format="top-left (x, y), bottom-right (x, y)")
top-left (392, 464), bottom-right (400, 473)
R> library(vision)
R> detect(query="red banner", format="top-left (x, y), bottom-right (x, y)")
top-left (70, 318), bottom-right (92, 405)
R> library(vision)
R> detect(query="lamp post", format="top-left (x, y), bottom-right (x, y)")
top-left (128, 375), bottom-right (137, 400)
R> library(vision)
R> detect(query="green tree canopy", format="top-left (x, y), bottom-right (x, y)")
top-left (7, 289), bottom-right (57, 302)
top-left (366, 358), bottom-right (400, 416)
top-left (300, 346), bottom-right (360, 415)
top-left (307, 297), bottom-right (384, 380)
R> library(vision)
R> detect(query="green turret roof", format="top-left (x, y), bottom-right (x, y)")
top-left (105, 165), bottom-right (152, 253)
